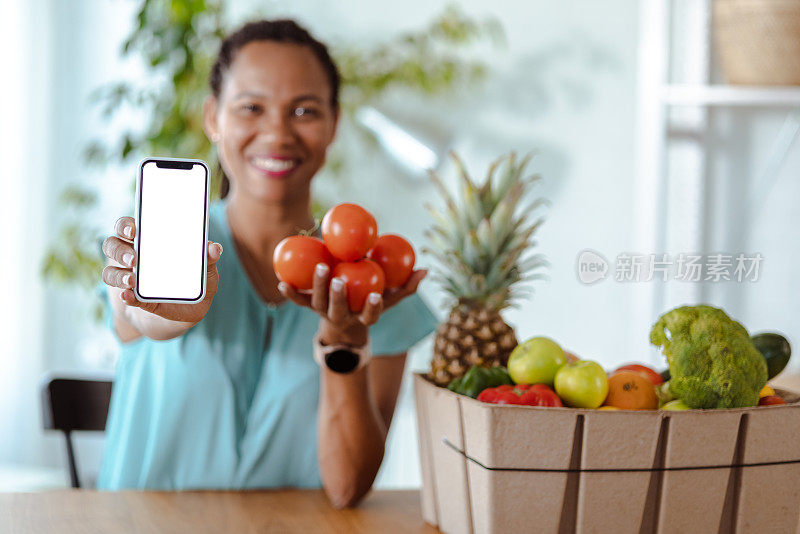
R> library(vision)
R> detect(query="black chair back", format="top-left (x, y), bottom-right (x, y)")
top-left (41, 377), bottom-right (113, 488)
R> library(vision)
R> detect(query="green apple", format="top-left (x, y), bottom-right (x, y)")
top-left (507, 337), bottom-right (567, 387)
top-left (554, 360), bottom-right (609, 408)
top-left (661, 399), bottom-right (690, 411)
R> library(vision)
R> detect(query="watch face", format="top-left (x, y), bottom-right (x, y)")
top-left (325, 349), bottom-right (360, 373)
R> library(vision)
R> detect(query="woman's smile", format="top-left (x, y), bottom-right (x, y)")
top-left (249, 155), bottom-right (301, 178)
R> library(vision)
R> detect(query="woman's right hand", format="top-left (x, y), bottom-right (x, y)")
top-left (102, 216), bottom-right (223, 327)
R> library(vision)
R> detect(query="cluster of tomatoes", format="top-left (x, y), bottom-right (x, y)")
top-left (272, 203), bottom-right (416, 312)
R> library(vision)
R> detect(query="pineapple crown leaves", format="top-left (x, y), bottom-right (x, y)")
top-left (423, 150), bottom-right (549, 310)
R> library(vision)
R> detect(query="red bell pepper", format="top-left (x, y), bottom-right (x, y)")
top-left (759, 395), bottom-right (786, 406)
top-left (477, 383), bottom-right (563, 407)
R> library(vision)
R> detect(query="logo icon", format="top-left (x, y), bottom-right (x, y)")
top-left (577, 249), bottom-right (609, 285)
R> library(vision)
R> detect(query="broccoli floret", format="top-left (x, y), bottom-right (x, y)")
top-left (649, 305), bottom-right (767, 409)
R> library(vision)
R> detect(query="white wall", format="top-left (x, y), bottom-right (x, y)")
top-left (47, 0), bottom-right (145, 376)
top-left (661, 1), bottom-right (800, 373)
top-left (0, 0), bottom-right (52, 470)
top-left (18, 0), bottom-right (145, 483)
top-left (703, 107), bottom-right (800, 356)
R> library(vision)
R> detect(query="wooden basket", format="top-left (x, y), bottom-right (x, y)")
top-left (713, 0), bottom-right (800, 85)
top-left (414, 373), bottom-right (800, 534)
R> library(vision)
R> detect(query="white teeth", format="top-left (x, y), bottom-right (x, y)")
top-left (251, 157), bottom-right (297, 172)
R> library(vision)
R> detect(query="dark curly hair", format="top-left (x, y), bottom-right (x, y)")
top-left (209, 19), bottom-right (341, 198)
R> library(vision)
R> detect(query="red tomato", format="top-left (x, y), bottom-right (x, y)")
top-left (366, 234), bottom-right (415, 288)
top-left (494, 390), bottom-right (521, 405)
top-left (759, 395), bottom-right (787, 406)
top-left (518, 384), bottom-right (564, 407)
top-left (478, 384), bottom-right (563, 407)
top-left (332, 259), bottom-right (386, 312)
top-left (321, 203), bottom-right (378, 261)
top-left (477, 384), bottom-right (515, 403)
top-left (529, 384), bottom-right (564, 407)
top-left (477, 388), bottom-right (498, 403)
top-left (614, 364), bottom-right (664, 386)
top-left (273, 236), bottom-right (335, 291)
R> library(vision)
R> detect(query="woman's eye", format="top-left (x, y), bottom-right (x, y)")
top-left (240, 103), bottom-right (261, 113)
top-left (294, 106), bottom-right (319, 118)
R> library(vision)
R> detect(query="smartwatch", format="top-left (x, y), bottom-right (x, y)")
top-left (313, 333), bottom-right (372, 374)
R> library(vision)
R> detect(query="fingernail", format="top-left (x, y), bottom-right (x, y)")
top-left (119, 291), bottom-right (126, 302)
top-left (123, 226), bottom-right (133, 238)
top-left (368, 292), bottom-right (381, 305)
top-left (331, 278), bottom-right (344, 291)
top-left (122, 253), bottom-right (133, 266)
top-left (316, 263), bottom-right (329, 276)
top-left (211, 243), bottom-right (223, 258)
top-left (123, 274), bottom-right (132, 287)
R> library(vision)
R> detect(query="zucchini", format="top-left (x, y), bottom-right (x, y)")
top-left (751, 332), bottom-right (792, 380)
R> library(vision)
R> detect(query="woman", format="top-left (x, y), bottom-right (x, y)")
top-left (99, 19), bottom-right (437, 507)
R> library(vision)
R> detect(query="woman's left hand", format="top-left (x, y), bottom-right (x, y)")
top-left (278, 263), bottom-right (427, 346)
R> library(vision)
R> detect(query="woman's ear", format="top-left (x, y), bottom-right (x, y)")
top-left (203, 96), bottom-right (220, 142)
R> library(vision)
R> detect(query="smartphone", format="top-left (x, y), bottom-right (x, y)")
top-left (133, 157), bottom-right (210, 303)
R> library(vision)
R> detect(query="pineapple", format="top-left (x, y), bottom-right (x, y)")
top-left (425, 151), bottom-right (548, 386)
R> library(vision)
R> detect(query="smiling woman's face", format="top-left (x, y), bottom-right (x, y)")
top-left (204, 40), bottom-right (338, 203)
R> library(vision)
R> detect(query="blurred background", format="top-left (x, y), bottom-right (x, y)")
top-left (2, 0), bottom-right (799, 491)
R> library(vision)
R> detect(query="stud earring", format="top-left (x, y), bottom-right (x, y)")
top-left (211, 133), bottom-right (221, 143)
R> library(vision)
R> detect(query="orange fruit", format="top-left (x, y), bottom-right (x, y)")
top-left (603, 371), bottom-right (658, 410)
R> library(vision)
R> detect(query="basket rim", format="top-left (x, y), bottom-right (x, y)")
top-left (412, 372), bottom-right (800, 413)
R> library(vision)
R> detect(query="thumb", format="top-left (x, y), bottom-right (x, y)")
top-left (207, 241), bottom-right (223, 272)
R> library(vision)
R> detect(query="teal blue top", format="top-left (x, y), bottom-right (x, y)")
top-left (97, 200), bottom-right (438, 490)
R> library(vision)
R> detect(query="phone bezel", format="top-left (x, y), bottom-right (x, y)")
top-left (133, 157), bottom-right (211, 303)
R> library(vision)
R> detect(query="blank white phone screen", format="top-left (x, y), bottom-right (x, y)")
top-left (137, 161), bottom-right (207, 300)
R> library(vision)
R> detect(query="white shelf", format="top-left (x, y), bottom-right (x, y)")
top-left (663, 85), bottom-right (800, 106)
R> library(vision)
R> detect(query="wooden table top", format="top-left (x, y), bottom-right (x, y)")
top-left (1, 489), bottom-right (439, 534)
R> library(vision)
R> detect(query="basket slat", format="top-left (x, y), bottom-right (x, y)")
top-left (425, 380), bottom-right (473, 534)
top-left (468, 467), bottom-right (567, 534)
top-left (659, 411), bottom-right (742, 533)
top-left (736, 464), bottom-right (800, 532)
top-left (742, 398), bottom-right (800, 464)
top-left (413, 374), bottom-right (439, 526)
top-left (577, 411), bottom-right (663, 533)
top-left (737, 402), bottom-right (800, 531)
top-left (460, 399), bottom-right (580, 470)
